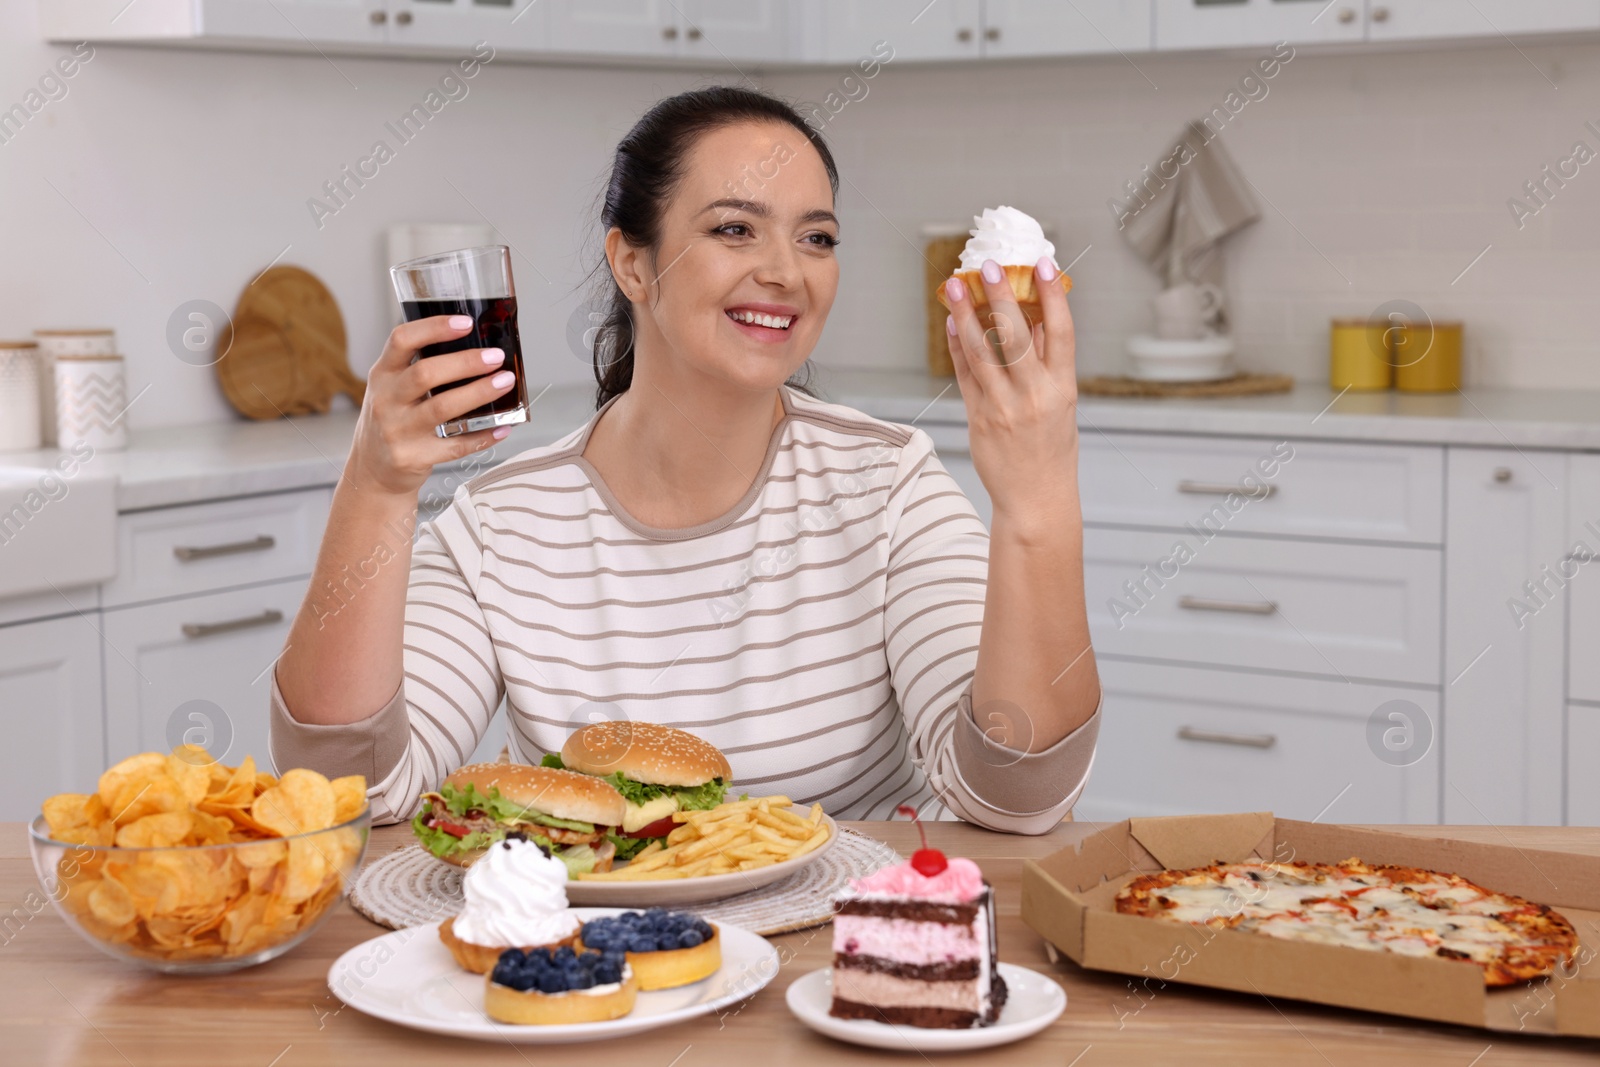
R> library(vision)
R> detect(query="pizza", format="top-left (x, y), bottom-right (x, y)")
top-left (1114, 857), bottom-right (1579, 986)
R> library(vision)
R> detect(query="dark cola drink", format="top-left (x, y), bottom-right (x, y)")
top-left (401, 295), bottom-right (527, 429)
top-left (390, 245), bottom-right (528, 437)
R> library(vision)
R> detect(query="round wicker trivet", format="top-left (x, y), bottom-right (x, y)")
top-left (1079, 373), bottom-right (1294, 398)
top-left (347, 827), bottom-right (903, 937)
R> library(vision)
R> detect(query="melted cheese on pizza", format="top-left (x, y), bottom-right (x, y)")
top-left (1131, 862), bottom-right (1542, 966)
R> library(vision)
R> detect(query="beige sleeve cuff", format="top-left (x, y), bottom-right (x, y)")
top-left (951, 685), bottom-right (1101, 817)
top-left (267, 674), bottom-right (410, 785)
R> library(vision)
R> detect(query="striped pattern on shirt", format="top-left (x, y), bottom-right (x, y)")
top-left (290, 387), bottom-right (1092, 832)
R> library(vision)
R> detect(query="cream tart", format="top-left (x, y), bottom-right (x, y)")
top-left (935, 205), bottom-right (1071, 325)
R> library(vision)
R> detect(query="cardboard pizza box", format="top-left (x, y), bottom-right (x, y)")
top-left (1020, 812), bottom-right (1600, 1036)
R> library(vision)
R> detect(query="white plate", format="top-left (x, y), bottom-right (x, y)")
top-left (564, 811), bottom-right (837, 907)
top-left (784, 964), bottom-right (1066, 1052)
top-left (328, 909), bottom-right (778, 1044)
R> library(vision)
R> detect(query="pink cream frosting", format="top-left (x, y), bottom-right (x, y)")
top-left (833, 915), bottom-right (981, 964)
top-left (847, 856), bottom-right (984, 903)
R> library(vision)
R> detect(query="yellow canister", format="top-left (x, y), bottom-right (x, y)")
top-left (1394, 321), bottom-right (1463, 393)
top-left (1329, 319), bottom-right (1392, 391)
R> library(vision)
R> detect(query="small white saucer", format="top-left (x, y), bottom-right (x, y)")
top-left (784, 964), bottom-right (1066, 1051)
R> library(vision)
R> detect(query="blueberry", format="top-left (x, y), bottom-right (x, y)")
top-left (676, 930), bottom-right (703, 949)
top-left (538, 971), bottom-right (566, 994)
top-left (694, 920), bottom-right (713, 940)
top-left (555, 945), bottom-right (575, 961)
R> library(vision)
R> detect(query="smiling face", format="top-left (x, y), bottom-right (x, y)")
top-left (608, 120), bottom-right (840, 395)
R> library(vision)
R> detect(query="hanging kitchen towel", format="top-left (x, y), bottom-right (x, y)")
top-left (1119, 120), bottom-right (1260, 327)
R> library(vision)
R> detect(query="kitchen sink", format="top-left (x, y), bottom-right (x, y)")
top-left (0, 465), bottom-right (117, 600)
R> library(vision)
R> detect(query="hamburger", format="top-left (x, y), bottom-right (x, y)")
top-left (541, 722), bottom-right (732, 862)
top-left (412, 762), bottom-right (628, 875)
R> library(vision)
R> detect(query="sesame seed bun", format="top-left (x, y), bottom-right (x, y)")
top-left (560, 722), bottom-right (732, 788)
top-left (443, 762), bottom-right (628, 828)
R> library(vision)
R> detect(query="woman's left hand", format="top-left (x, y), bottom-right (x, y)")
top-left (943, 257), bottom-right (1080, 537)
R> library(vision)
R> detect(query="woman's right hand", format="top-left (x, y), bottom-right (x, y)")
top-left (348, 314), bottom-right (518, 497)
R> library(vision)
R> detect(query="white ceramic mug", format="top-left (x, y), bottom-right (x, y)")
top-left (1153, 283), bottom-right (1224, 340)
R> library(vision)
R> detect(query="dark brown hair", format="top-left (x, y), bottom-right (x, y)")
top-left (590, 86), bottom-right (840, 408)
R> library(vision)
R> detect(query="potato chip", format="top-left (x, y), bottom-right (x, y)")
top-left (233, 839), bottom-right (287, 869)
top-left (187, 810), bottom-right (236, 846)
top-left (281, 838), bottom-right (329, 903)
top-left (43, 793), bottom-right (98, 837)
top-left (108, 774), bottom-right (187, 827)
top-left (96, 752), bottom-right (166, 809)
top-left (165, 747), bottom-right (214, 805)
top-left (115, 811), bottom-right (194, 849)
top-left (209, 756), bottom-right (257, 808)
top-left (251, 769), bottom-right (335, 836)
top-left (88, 877), bottom-right (137, 926)
top-left (330, 776), bottom-right (367, 823)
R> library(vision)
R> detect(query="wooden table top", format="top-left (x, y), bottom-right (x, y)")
top-left (4, 819), bottom-right (1597, 1066)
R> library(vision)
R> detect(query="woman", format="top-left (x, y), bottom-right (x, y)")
top-left (270, 86), bottom-right (1099, 834)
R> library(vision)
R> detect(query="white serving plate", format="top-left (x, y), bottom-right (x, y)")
top-left (328, 909), bottom-right (778, 1044)
top-left (1126, 332), bottom-right (1237, 382)
top-left (564, 810), bottom-right (837, 907)
top-left (785, 964), bottom-right (1066, 1051)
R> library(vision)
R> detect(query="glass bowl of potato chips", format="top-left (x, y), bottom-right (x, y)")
top-left (30, 745), bottom-right (370, 974)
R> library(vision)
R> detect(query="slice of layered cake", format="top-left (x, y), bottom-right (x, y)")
top-left (830, 807), bottom-right (1007, 1028)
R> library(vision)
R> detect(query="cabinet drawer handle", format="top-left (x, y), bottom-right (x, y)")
top-left (1178, 726), bottom-right (1277, 749)
top-left (182, 609), bottom-right (285, 639)
top-left (1177, 479), bottom-right (1276, 499)
top-left (173, 535), bottom-right (276, 561)
top-left (1178, 595), bottom-right (1277, 615)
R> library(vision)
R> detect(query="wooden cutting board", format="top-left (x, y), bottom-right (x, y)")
top-left (216, 265), bottom-right (366, 419)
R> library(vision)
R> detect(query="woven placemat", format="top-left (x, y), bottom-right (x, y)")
top-left (1080, 373), bottom-right (1294, 398)
top-left (347, 827), bottom-right (902, 938)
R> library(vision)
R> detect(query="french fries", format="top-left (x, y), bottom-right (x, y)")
top-left (576, 795), bottom-right (830, 881)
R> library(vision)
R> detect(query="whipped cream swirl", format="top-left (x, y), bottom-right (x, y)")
top-left (451, 837), bottom-right (581, 948)
top-left (957, 205), bottom-right (1057, 272)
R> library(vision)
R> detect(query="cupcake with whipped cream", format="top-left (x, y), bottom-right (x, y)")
top-left (438, 836), bottom-right (582, 973)
top-left (935, 205), bottom-right (1072, 325)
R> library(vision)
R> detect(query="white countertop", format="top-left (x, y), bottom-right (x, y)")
top-left (8, 370), bottom-right (1600, 512)
top-left (814, 368), bottom-right (1600, 451)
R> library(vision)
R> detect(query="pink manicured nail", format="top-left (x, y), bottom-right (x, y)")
top-left (980, 259), bottom-right (1003, 284)
top-left (491, 371), bottom-right (515, 389)
top-left (481, 348), bottom-right (505, 365)
top-left (492, 426), bottom-right (512, 440)
top-left (945, 277), bottom-right (966, 303)
top-left (945, 315), bottom-right (957, 336)
top-left (449, 315), bottom-right (473, 329)
top-left (1037, 256), bottom-right (1058, 281)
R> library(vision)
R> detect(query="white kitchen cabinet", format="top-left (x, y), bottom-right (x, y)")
top-left (1154, 0), bottom-right (1366, 50)
top-left (1085, 528), bottom-right (1442, 686)
top-left (816, 0), bottom-right (983, 62)
top-left (103, 488), bottom-right (330, 609)
top-left (1568, 455), bottom-right (1600, 703)
top-left (40, 0), bottom-right (544, 54)
top-left (387, 0), bottom-right (546, 49)
top-left (0, 615), bottom-right (106, 820)
top-left (1078, 434), bottom-right (1443, 545)
top-left (1367, 1), bottom-right (1600, 42)
top-left (982, 0), bottom-right (1151, 57)
top-left (102, 580), bottom-right (306, 771)
top-left (1442, 449), bottom-right (1567, 827)
top-left (1569, 703), bottom-right (1600, 825)
top-left (544, 0), bottom-right (791, 61)
top-left (1077, 660), bottom-right (1439, 825)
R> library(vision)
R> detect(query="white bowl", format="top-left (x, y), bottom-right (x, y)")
top-left (1126, 333), bottom-right (1236, 382)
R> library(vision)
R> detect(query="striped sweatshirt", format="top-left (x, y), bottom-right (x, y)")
top-left (270, 386), bottom-right (1100, 834)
